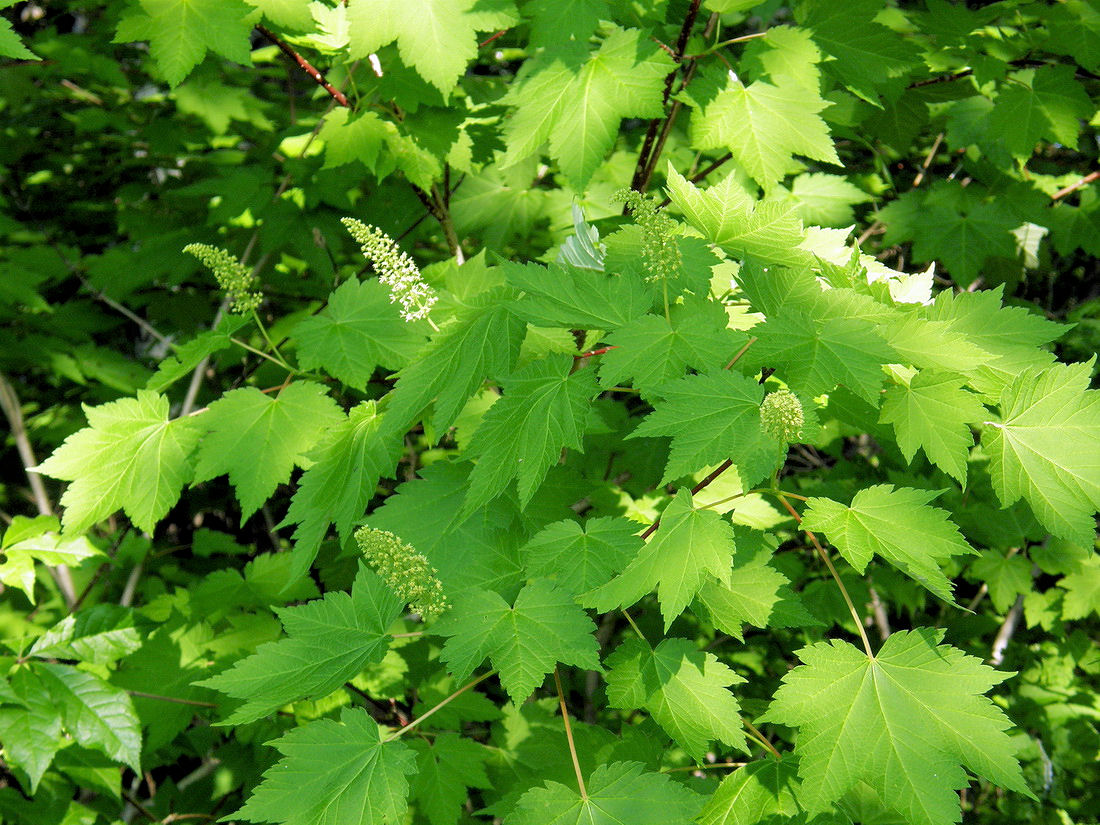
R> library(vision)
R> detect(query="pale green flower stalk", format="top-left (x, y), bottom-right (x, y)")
top-left (354, 526), bottom-right (449, 619)
top-left (341, 218), bottom-right (438, 328)
top-left (760, 389), bottom-right (805, 443)
top-left (614, 189), bottom-right (682, 318)
top-left (184, 243), bottom-right (263, 314)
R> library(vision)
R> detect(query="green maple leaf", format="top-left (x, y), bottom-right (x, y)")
top-left (525, 0), bottom-right (608, 47)
top-left (801, 485), bottom-right (976, 602)
top-left (989, 66), bottom-right (1093, 159)
top-left (1060, 555), bottom-right (1100, 620)
top-left (34, 662), bottom-right (142, 772)
top-left (502, 26), bottom-right (674, 189)
top-left (982, 360), bottom-right (1100, 547)
top-left (193, 383), bottom-right (342, 521)
top-left (880, 370), bottom-right (987, 485)
top-left (409, 734), bottom-right (491, 825)
top-left (465, 354), bottom-right (598, 512)
top-left (521, 517), bottom-right (643, 598)
top-left (505, 761), bottom-right (704, 825)
top-left (366, 461), bottom-right (525, 597)
top-left (504, 260), bottom-right (652, 330)
top-left (385, 289), bottom-right (525, 433)
top-left (234, 707), bottom-right (416, 825)
top-left (631, 371), bottom-right (783, 487)
top-left (796, 0), bottom-right (917, 102)
top-left (35, 390), bottom-right (201, 534)
top-left (244, 0), bottom-right (314, 30)
top-left (0, 668), bottom-right (62, 793)
top-left (435, 578), bottom-right (601, 704)
top-left (759, 629), bottom-right (1033, 825)
top-left (294, 278), bottom-right (427, 388)
top-left (584, 489), bottom-right (737, 628)
top-left (748, 310), bottom-right (894, 404)
top-left (0, 0), bottom-right (36, 59)
top-left (114, 0), bottom-right (254, 86)
top-left (967, 551), bottom-right (1033, 613)
top-left (699, 756), bottom-right (846, 825)
top-left (346, 0), bottom-right (515, 93)
top-left (598, 301), bottom-right (743, 397)
top-left (145, 315), bottom-right (247, 393)
top-left (664, 168), bottom-right (812, 267)
top-left (29, 604), bottom-right (141, 664)
top-left (280, 401), bottom-right (402, 578)
top-left (605, 638), bottom-right (746, 759)
top-left (198, 564), bottom-right (402, 724)
top-left (881, 315), bottom-right (994, 376)
top-left (690, 72), bottom-right (839, 190)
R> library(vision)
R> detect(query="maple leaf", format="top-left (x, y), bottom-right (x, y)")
top-left (193, 383), bottom-right (341, 521)
top-left (346, 0), bottom-right (516, 94)
top-left (598, 301), bottom-right (744, 397)
top-left (465, 354), bottom-right (599, 512)
top-left (505, 761), bottom-right (704, 825)
top-left (234, 707), bottom-right (416, 825)
top-left (967, 551), bottom-right (1033, 613)
top-left (504, 260), bottom-right (652, 330)
top-left (522, 517), bottom-right (642, 598)
top-left (409, 734), bottom-right (491, 825)
top-left (605, 638), bottom-right (746, 759)
top-left (690, 72), bottom-right (839, 190)
top-left (294, 278), bottom-right (427, 388)
top-left (989, 66), bottom-right (1093, 159)
top-left (524, 0), bottom-right (608, 48)
top-left (198, 564), bottom-right (402, 724)
top-left (630, 371), bottom-right (784, 487)
top-left (279, 401), bottom-right (402, 578)
top-left (244, 0), bottom-right (314, 31)
top-left (880, 370), bottom-right (987, 485)
top-left (35, 390), bottom-right (201, 534)
top-left (1059, 555), bottom-right (1100, 620)
top-left (759, 629), bottom-right (1033, 825)
top-left (982, 360), bottom-right (1100, 547)
top-left (114, 0), bottom-right (255, 87)
top-left (698, 756), bottom-right (843, 825)
top-left (501, 26), bottom-right (674, 189)
top-left (0, 0), bottom-right (36, 59)
top-left (385, 289), bottom-right (526, 433)
top-left (435, 579), bottom-right (601, 704)
top-left (802, 485), bottom-right (976, 602)
top-left (584, 489), bottom-right (738, 628)
top-left (748, 310), bottom-right (895, 404)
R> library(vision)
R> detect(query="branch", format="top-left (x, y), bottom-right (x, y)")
top-left (1051, 169), bottom-right (1100, 201)
top-left (256, 25), bottom-right (349, 108)
top-left (990, 594), bottom-right (1025, 667)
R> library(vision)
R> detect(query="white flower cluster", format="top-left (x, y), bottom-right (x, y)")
top-left (341, 218), bottom-right (437, 322)
top-left (760, 389), bottom-right (805, 443)
top-left (354, 526), bottom-right (449, 619)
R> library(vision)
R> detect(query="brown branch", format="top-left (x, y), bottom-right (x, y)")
top-left (256, 25), bottom-right (349, 108)
top-left (479, 29), bottom-right (509, 48)
top-left (1051, 169), bottom-right (1100, 200)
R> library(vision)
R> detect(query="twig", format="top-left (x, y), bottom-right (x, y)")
top-left (127, 690), bottom-right (217, 708)
top-left (479, 29), bottom-right (509, 48)
top-left (120, 558), bottom-right (143, 607)
top-left (121, 788), bottom-right (157, 822)
top-left (383, 671), bottom-right (495, 741)
top-left (0, 372), bottom-right (76, 608)
top-left (256, 25), bottom-right (349, 108)
top-left (662, 761), bottom-right (746, 773)
top-left (868, 586), bottom-right (891, 640)
top-left (554, 667), bottom-right (588, 799)
top-left (1051, 169), bottom-right (1100, 200)
top-left (639, 459), bottom-right (734, 541)
top-left (990, 594), bottom-right (1025, 667)
top-left (743, 718), bottom-right (782, 759)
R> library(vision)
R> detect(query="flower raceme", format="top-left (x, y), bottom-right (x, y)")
top-left (184, 243), bottom-right (263, 314)
top-left (341, 218), bottom-right (438, 323)
top-left (759, 389), bottom-right (805, 443)
top-left (354, 526), bottom-right (449, 619)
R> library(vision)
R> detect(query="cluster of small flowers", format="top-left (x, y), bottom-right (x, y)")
top-left (614, 189), bottom-right (682, 284)
top-left (183, 243), bottom-right (263, 314)
top-left (354, 526), bottom-right (450, 619)
top-left (341, 218), bottom-right (438, 322)
top-left (760, 389), bottom-right (805, 443)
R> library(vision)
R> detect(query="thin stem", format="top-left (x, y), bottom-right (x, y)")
top-left (662, 761), bottom-right (746, 773)
top-left (256, 24), bottom-right (350, 108)
top-left (250, 312), bottom-right (293, 369)
top-left (1051, 169), bottom-right (1100, 200)
top-left (639, 459), bottom-right (734, 541)
top-left (621, 609), bottom-right (647, 642)
top-left (724, 336), bottom-right (757, 370)
top-left (775, 493), bottom-right (874, 658)
top-left (383, 671), bottom-right (495, 742)
top-left (554, 667), bottom-right (588, 799)
top-left (743, 718), bottom-right (782, 759)
top-left (127, 690), bottom-right (217, 708)
top-left (228, 337), bottom-right (294, 371)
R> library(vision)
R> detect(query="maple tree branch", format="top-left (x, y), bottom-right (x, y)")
top-left (555, 667), bottom-right (588, 799)
top-left (1051, 169), bottom-right (1100, 200)
top-left (479, 29), bottom-right (509, 48)
top-left (775, 492), bottom-right (875, 658)
top-left (256, 25), bottom-right (349, 109)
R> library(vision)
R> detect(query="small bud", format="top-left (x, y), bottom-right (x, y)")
top-left (184, 243), bottom-right (263, 314)
top-left (354, 526), bottom-right (449, 619)
top-left (760, 389), bottom-right (805, 442)
top-left (341, 218), bottom-right (437, 323)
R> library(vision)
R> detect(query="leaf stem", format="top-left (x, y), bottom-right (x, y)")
top-left (724, 336), bottom-right (757, 370)
top-left (774, 492), bottom-right (874, 658)
top-left (127, 690), bottom-right (217, 708)
top-left (250, 311), bottom-right (293, 369)
top-left (621, 609), bottom-right (647, 642)
top-left (383, 670), bottom-right (495, 742)
top-left (554, 667), bottom-right (588, 799)
top-left (743, 718), bottom-right (782, 759)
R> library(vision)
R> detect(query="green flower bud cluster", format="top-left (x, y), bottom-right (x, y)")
top-left (183, 243), bottom-right (263, 314)
top-left (354, 526), bottom-right (449, 619)
top-left (614, 189), bottom-right (682, 284)
top-left (341, 218), bottom-right (437, 323)
top-left (760, 389), bottom-right (805, 443)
